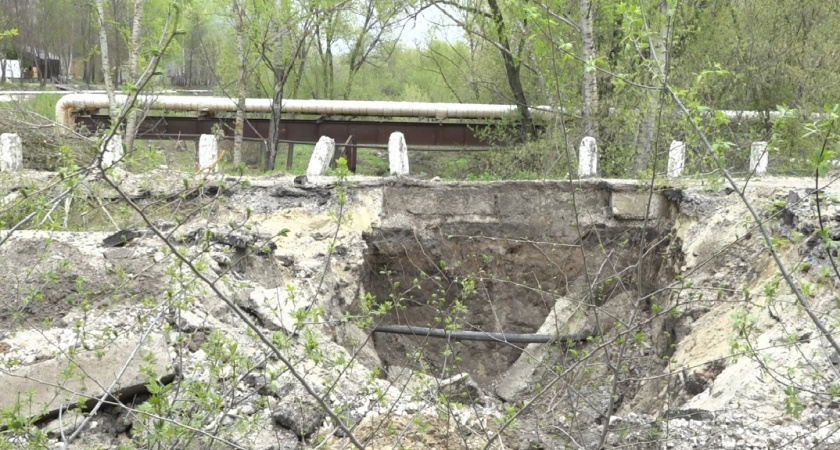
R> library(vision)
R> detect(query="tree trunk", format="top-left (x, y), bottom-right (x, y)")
top-left (39, 57), bottom-right (46, 86)
top-left (186, 30), bottom-right (195, 86)
top-left (110, 0), bottom-right (122, 86)
top-left (265, 0), bottom-right (285, 172)
top-left (290, 38), bottom-right (308, 98)
top-left (325, 28), bottom-right (334, 99)
top-left (635, 0), bottom-right (670, 174)
top-left (82, 9), bottom-right (93, 86)
top-left (486, 0), bottom-right (534, 138)
top-left (12, 0), bottom-right (24, 86)
top-left (124, 0), bottom-right (144, 155)
top-left (580, 0), bottom-right (598, 138)
top-left (232, 0), bottom-right (247, 168)
top-left (94, 0), bottom-right (118, 122)
top-left (266, 77), bottom-right (284, 172)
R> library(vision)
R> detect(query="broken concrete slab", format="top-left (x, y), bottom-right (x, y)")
top-left (494, 297), bottom-right (590, 401)
top-left (435, 373), bottom-right (483, 404)
top-left (663, 408), bottom-right (716, 421)
top-left (270, 382), bottom-right (327, 438)
top-left (387, 365), bottom-right (429, 396)
top-left (381, 181), bottom-right (614, 239)
top-left (182, 226), bottom-right (278, 254)
top-left (611, 191), bottom-right (669, 220)
top-left (168, 306), bottom-right (224, 333)
top-left (241, 416), bottom-right (300, 450)
top-left (238, 286), bottom-right (309, 335)
top-left (0, 334), bottom-right (172, 418)
top-left (43, 410), bottom-right (86, 439)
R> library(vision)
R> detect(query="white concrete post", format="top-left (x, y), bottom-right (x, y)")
top-left (388, 132), bottom-right (409, 175)
top-left (667, 140), bottom-right (685, 178)
top-left (0, 133), bottom-right (22, 172)
top-left (306, 136), bottom-right (336, 176)
top-left (578, 136), bottom-right (598, 178)
top-left (750, 141), bottom-right (768, 176)
top-left (198, 134), bottom-right (219, 173)
top-left (99, 135), bottom-right (123, 169)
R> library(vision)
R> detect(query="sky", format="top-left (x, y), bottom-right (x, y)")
top-left (398, 5), bottom-right (466, 47)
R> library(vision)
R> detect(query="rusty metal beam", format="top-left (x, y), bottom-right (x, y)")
top-left (73, 115), bottom-right (504, 147)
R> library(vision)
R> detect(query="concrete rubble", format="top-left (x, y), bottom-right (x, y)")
top-left (0, 172), bottom-right (839, 448)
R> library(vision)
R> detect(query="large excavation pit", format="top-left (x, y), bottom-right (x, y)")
top-left (362, 182), bottom-right (682, 390)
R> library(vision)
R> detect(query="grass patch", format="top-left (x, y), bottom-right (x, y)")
top-left (216, 144), bottom-right (316, 175)
top-left (17, 93), bottom-right (63, 120)
top-left (216, 144), bottom-right (390, 177)
top-left (124, 142), bottom-right (173, 173)
top-left (355, 148), bottom-right (389, 175)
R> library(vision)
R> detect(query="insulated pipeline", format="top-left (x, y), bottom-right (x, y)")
top-left (55, 93), bottom-right (797, 133)
top-left (55, 94), bottom-right (537, 131)
top-left (372, 324), bottom-right (598, 344)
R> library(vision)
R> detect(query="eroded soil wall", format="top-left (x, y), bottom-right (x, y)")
top-left (364, 181), bottom-right (681, 388)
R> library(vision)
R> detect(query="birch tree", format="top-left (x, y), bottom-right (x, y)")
top-left (94, 0), bottom-right (118, 122)
top-left (634, 0), bottom-right (671, 173)
top-left (579, 0), bottom-right (598, 138)
top-left (265, 0), bottom-right (286, 172)
top-left (232, 0), bottom-right (249, 168)
top-left (124, 0), bottom-right (145, 154)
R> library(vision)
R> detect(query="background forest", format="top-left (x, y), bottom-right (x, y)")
top-left (1, 0), bottom-right (839, 178)
top-left (3, 2), bottom-right (840, 449)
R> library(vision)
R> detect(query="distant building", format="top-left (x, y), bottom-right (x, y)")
top-left (23, 46), bottom-right (60, 80)
top-left (0, 59), bottom-right (21, 79)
